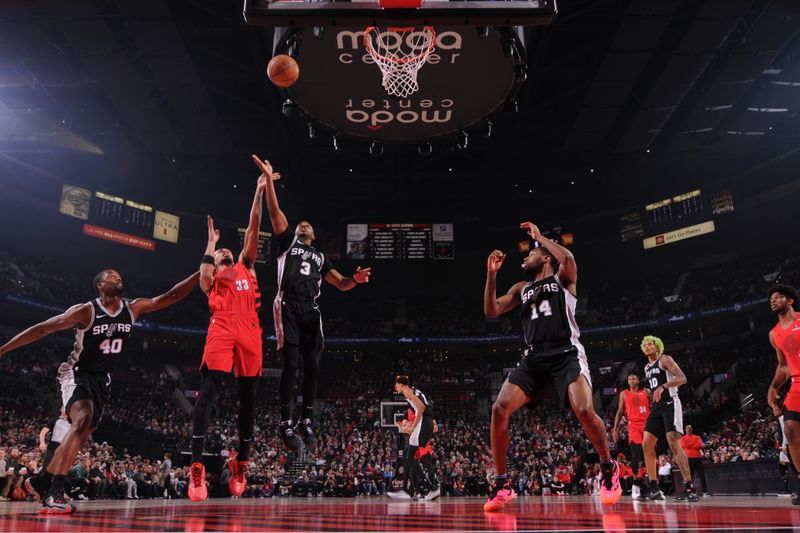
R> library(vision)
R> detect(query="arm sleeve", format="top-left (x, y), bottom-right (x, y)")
top-left (276, 229), bottom-right (294, 255)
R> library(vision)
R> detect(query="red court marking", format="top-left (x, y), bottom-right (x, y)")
top-left (1, 497), bottom-right (800, 532)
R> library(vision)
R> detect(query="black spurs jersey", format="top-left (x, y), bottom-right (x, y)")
top-left (644, 354), bottom-right (679, 406)
top-left (406, 388), bottom-right (434, 419)
top-left (64, 299), bottom-right (134, 374)
top-left (275, 229), bottom-right (334, 300)
top-left (520, 274), bottom-right (581, 352)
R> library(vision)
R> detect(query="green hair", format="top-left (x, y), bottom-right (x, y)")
top-left (640, 335), bottom-right (664, 355)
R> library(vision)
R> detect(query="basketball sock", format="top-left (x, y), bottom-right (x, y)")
top-left (279, 346), bottom-right (300, 421)
top-left (494, 474), bottom-right (508, 485)
top-left (49, 475), bottom-right (67, 497)
top-left (238, 438), bottom-right (252, 462)
top-left (191, 436), bottom-right (206, 464)
top-left (301, 346), bottom-right (321, 421)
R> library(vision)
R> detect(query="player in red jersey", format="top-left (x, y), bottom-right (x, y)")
top-left (767, 284), bottom-right (800, 505)
top-left (188, 173), bottom-right (269, 502)
top-left (612, 371), bottom-right (651, 499)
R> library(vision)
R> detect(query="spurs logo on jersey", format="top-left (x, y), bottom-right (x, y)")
top-left (406, 388), bottom-right (434, 419)
top-left (520, 274), bottom-right (581, 351)
top-left (275, 229), bottom-right (334, 300)
top-left (644, 354), bottom-right (679, 404)
top-left (64, 299), bottom-right (135, 374)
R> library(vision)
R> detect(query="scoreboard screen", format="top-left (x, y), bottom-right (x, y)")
top-left (346, 223), bottom-right (454, 260)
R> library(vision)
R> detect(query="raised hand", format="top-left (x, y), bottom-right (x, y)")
top-left (251, 154), bottom-right (281, 181)
top-left (520, 221), bottom-right (541, 240)
top-left (207, 215), bottom-right (220, 245)
top-left (353, 266), bottom-right (372, 284)
top-left (487, 250), bottom-right (506, 273)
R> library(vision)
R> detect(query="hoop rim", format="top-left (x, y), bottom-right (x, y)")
top-left (363, 25), bottom-right (436, 65)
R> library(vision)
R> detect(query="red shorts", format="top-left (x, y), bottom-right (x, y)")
top-left (202, 314), bottom-right (263, 377)
top-left (415, 444), bottom-right (432, 460)
top-left (784, 387), bottom-right (800, 413)
top-left (628, 424), bottom-right (645, 445)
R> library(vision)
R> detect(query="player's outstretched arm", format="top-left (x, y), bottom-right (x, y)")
top-left (0, 303), bottom-right (92, 359)
top-left (768, 331), bottom-right (790, 416)
top-left (324, 267), bottom-right (371, 291)
top-left (199, 216), bottom-right (220, 294)
top-left (484, 250), bottom-right (523, 318)
top-left (240, 175), bottom-right (267, 267)
top-left (251, 155), bottom-right (288, 236)
top-left (520, 222), bottom-right (577, 290)
top-left (129, 271), bottom-right (201, 320)
top-left (652, 355), bottom-right (687, 402)
top-left (612, 391), bottom-right (626, 442)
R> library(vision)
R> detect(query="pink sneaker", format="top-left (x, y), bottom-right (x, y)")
top-left (600, 460), bottom-right (622, 505)
top-left (484, 482), bottom-right (516, 512)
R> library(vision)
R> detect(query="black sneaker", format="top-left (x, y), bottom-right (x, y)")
top-left (39, 495), bottom-right (76, 514)
top-left (24, 475), bottom-right (50, 503)
top-left (648, 489), bottom-right (666, 501)
top-left (675, 483), bottom-right (699, 502)
top-left (294, 420), bottom-right (318, 450)
top-left (279, 422), bottom-right (302, 451)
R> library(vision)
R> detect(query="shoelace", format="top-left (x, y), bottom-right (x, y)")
top-left (191, 467), bottom-right (203, 487)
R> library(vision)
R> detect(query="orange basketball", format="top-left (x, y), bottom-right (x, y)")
top-left (267, 55), bottom-right (299, 87)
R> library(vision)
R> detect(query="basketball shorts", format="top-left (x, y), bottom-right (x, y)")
top-left (202, 313), bottom-right (263, 377)
top-left (644, 398), bottom-right (684, 438)
top-left (58, 364), bottom-right (110, 430)
top-left (508, 343), bottom-right (592, 407)
top-left (783, 387), bottom-right (800, 419)
top-left (273, 293), bottom-right (324, 351)
top-left (628, 424), bottom-right (645, 445)
top-left (408, 415), bottom-right (435, 448)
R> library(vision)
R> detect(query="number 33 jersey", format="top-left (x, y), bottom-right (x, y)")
top-left (520, 274), bottom-right (581, 352)
top-left (65, 298), bottom-right (134, 374)
top-left (207, 261), bottom-right (261, 318)
top-left (275, 229), bottom-right (334, 300)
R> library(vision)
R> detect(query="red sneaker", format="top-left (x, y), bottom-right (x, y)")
top-left (600, 460), bottom-right (622, 505)
top-left (227, 453), bottom-right (248, 497)
top-left (188, 462), bottom-right (207, 502)
top-left (484, 482), bottom-right (516, 512)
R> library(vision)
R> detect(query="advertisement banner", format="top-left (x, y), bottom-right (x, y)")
top-left (153, 210), bottom-right (180, 243)
top-left (643, 221), bottom-right (715, 249)
top-left (59, 184), bottom-right (92, 220)
top-left (83, 224), bottom-right (155, 251)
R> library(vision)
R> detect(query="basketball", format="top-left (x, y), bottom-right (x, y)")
top-left (267, 55), bottom-right (299, 87)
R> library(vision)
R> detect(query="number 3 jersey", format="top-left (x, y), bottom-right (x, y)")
top-left (275, 229), bottom-right (334, 300)
top-left (520, 274), bottom-right (582, 353)
top-left (64, 298), bottom-right (134, 374)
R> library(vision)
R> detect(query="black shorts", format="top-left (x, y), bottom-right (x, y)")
top-left (408, 415), bottom-right (434, 448)
top-left (507, 344), bottom-right (591, 407)
top-left (784, 408), bottom-right (800, 423)
top-left (58, 365), bottom-right (109, 430)
top-left (273, 294), bottom-right (324, 351)
top-left (644, 398), bottom-right (683, 438)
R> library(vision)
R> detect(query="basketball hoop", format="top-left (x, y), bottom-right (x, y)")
top-left (364, 26), bottom-right (436, 98)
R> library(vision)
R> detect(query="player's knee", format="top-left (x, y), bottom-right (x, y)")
top-left (72, 413), bottom-right (93, 434)
top-left (491, 400), bottom-right (511, 420)
top-left (572, 402), bottom-right (594, 422)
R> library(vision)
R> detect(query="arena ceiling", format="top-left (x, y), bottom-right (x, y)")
top-left (0, 0), bottom-right (799, 223)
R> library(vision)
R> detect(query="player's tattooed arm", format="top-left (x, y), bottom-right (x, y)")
top-left (324, 267), bottom-right (372, 291)
top-left (0, 303), bottom-right (92, 358)
top-left (240, 174), bottom-right (267, 268)
top-left (251, 154), bottom-right (287, 236)
top-left (768, 330), bottom-right (790, 416)
top-left (520, 221), bottom-right (577, 293)
top-left (652, 355), bottom-right (687, 402)
top-left (199, 216), bottom-right (220, 294)
top-left (130, 271), bottom-right (200, 320)
top-left (484, 250), bottom-right (523, 318)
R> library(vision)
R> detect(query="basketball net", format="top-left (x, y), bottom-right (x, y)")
top-left (364, 26), bottom-right (436, 99)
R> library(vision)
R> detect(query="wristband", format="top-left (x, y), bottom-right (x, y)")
top-left (201, 255), bottom-right (215, 265)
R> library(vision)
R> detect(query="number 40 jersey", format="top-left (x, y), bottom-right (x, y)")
top-left (275, 229), bottom-right (334, 300)
top-left (65, 298), bottom-right (134, 374)
top-left (520, 274), bottom-right (581, 352)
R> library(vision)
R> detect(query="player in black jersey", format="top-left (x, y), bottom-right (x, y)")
top-left (483, 222), bottom-right (620, 511)
top-left (0, 268), bottom-right (198, 514)
top-left (639, 335), bottom-right (698, 502)
top-left (388, 375), bottom-right (440, 500)
top-left (252, 155), bottom-right (372, 451)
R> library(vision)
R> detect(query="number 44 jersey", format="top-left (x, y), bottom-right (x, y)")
top-left (520, 274), bottom-right (581, 352)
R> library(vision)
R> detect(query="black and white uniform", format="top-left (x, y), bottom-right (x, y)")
top-left (58, 299), bottom-right (134, 428)
top-left (406, 388), bottom-right (435, 447)
top-left (508, 274), bottom-right (590, 406)
top-left (272, 230), bottom-right (334, 351)
top-left (41, 416), bottom-right (71, 470)
top-left (643, 354), bottom-right (683, 437)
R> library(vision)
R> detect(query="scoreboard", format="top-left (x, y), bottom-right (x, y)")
top-left (346, 223), bottom-right (454, 260)
top-left (92, 192), bottom-right (155, 235)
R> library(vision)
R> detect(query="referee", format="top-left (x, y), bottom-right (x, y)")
top-left (252, 155), bottom-right (371, 450)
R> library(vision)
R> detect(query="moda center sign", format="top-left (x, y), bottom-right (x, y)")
top-left (276, 26), bottom-right (524, 142)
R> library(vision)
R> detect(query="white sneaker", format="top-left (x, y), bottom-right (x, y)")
top-left (631, 485), bottom-right (640, 499)
top-left (386, 490), bottom-right (412, 500)
top-left (424, 487), bottom-right (441, 501)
